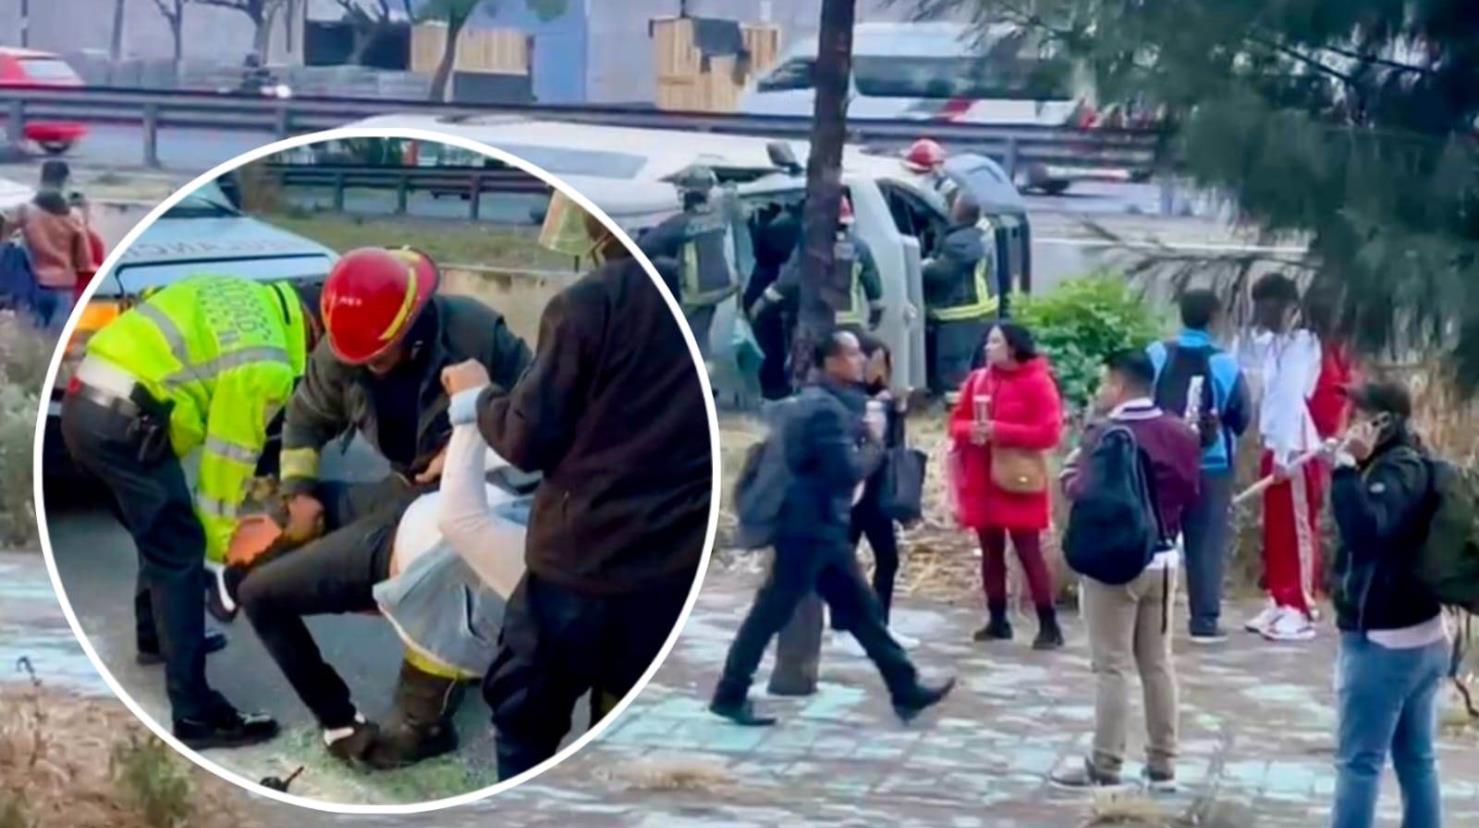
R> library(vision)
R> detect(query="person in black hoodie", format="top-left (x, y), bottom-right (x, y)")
top-left (1328, 380), bottom-right (1447, 828)
top-left (443, 191), bottom-right (712, 780)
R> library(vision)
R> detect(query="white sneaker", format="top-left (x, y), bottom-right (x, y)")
top-left (1261, 607), bottom-right (1316, 642)
top-left (1243, 601), bottom-right (1279, 634)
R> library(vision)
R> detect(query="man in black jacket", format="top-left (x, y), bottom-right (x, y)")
top-left (443, 192), bottom-right (712, 779)
top-left (709, 329), bottom-right (954, 727)
top-left (237, 247), bottom-right (533, 766)
top-left (1328, 380), bottom-right (1447, 828)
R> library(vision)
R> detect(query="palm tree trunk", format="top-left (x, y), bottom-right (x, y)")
top-left (430, 15), bottom-right (469, 102)
top-left (789, 0), bottom-right (856, 386)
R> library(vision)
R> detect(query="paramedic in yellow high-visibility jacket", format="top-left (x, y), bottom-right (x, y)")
top-left (59, 274), bottom-right (321, 751)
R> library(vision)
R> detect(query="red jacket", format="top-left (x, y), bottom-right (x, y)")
top-left (73, 229), bottom-right (106, 304)
top-left (949, 357), bottom-right (1064, 531)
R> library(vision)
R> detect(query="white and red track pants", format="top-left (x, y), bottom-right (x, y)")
top-left (1260, 450), bottom-right (1326, 616)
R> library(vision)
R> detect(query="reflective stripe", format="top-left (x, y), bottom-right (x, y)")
top-left (930, 258), bottom-right (998, 322)
top-left (402, 646), bottom-right (476, 682)
top-left (204, 435), bottom-right (259, 465)
top-left (279, 447), bottom-right (319, 480)
top-left (836, 261), bottom-right (868, 325)
top-left (680, 240), bottom-right (737, 309)
top-left (197, 494), bottom-right (237, 519)
top-left (163, 346), bottom-right (291, 386)
top-left (134, 301), bottom-right (191, 366)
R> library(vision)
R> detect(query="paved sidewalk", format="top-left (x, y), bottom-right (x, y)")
top-left (495, 574), bottom-right (1479, 828)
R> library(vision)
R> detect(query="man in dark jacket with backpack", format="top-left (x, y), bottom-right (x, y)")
top-left (710, 329), bottom-right (954, 727)
top-left (1327, 380), bottom-right (1447, 828)
top-left (1051, 350), bottom-right (1201, 791)
top-left (1148, 290), bottom-right (1250, 642)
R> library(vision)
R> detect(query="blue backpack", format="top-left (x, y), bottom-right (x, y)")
top-left (0, 241), bottom-right (40, 317)
top-left (1063, 426), bottom-right (1164, 585)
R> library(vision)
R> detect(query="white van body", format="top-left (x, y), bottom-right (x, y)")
top-left (739, 22), bottom-right (1082, 126)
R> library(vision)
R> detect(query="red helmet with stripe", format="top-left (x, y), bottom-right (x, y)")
top-left (321, 247), bottom-right (439, 365)
top-left (903, 138), bottom-right (946, 173)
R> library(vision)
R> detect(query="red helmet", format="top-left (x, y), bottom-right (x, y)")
top-left (321, 247), bottom-right (439, 365)
top-left (838, 194), bottom-right (855, 225)
top-left (903, 138), bottom-right (946, 173)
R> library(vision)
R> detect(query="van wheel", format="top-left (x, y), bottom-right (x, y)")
top-left (39, 140), bottom-right (75, 155)
top-left (1040, 180), bottom-right (1071, 196)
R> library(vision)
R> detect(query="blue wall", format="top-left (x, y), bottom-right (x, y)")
top-left (466, 0), bottom-right (589, 104)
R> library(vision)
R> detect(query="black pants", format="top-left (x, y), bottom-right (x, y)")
top-left (753, 304), bottom-right (792, 401)
top-left (60, 393), bottom-right (216, 720)
top-left (716, 536), bottom-right (917, 705)
top-left (849, 493), bottom-right (901, 623)
top-left (484, 568), bottom-right (696, 780)
top-left (237, 476), bottom-right (421, 728)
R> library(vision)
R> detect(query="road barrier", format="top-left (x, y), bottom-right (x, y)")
top-left (260, 163), bottom-right (548, 221)
top-left (0, 86), bottom-right (1163, 178)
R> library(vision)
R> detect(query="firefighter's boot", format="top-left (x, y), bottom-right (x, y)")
top-left (364, 660), bottom-right (465, 770)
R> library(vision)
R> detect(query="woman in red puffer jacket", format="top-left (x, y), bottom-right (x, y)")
top-left (949, 321), bottom-right (1064, 649)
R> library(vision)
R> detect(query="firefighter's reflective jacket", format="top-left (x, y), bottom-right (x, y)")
top-left (84, 275), bottom-right (309, 562)
top-left (922, 222), bottom-right (997, 323)
top-left (638, 200), bottom-right (748, 311)
top-left (762, 230), bottom-right (883, 327)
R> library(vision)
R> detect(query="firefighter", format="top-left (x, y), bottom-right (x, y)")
top-left (923, 195), bottom-right (997, 395)
top-left (638, 164), bottom-right (743, 358)
top-left (58, 275), bottom-right (323, 749)
top-left (750, 195), bottom-right (883, 337)
top-left (235, 247), bottom-right (532, 767)
top-left (902, 138), bottom-right (950, 197)
top-left (442, 191), bottom-right (710, 780)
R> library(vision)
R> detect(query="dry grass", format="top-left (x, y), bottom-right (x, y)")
top-left (598, 754), bottom-right (736, 793)
top-left (0, 670), bottom-right (258, 828)
top-left (260, 211), bottom-right (573, 272)
top-left (1084, 789), bottom-right (1167, 827)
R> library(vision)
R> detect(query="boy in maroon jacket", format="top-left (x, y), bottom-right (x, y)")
top-left (1051, 350), bottom-right (1202, 791)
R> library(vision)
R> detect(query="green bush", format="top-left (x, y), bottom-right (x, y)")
top-left (110, 733), bottom-right (194, 828)
top-left (1014, 272), bottom-right (1165, 416)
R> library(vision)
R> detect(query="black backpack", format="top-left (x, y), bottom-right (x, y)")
top-left (1063, 426), bottom-right (1164, 585)
top-left (1153, 342), bottom-right (1219, 450)
top-left (732, 400), bottom-right (796, 550)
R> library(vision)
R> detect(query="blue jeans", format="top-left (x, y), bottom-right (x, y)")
top-left (1332, 631), bottom-right (1447, 828)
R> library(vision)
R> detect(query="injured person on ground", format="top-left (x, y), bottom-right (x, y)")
top-left (221, 383), bottom-right (534, 770)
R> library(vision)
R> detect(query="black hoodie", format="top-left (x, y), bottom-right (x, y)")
top-left (1331, 428), bottom-right (1443, 631)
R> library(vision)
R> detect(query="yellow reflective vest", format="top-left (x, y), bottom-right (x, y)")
top-left (86, 276), bottom-right (309, 563)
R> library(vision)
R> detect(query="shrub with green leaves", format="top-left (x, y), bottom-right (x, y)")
top-left (1014, 272), bottom-right (1165, 416)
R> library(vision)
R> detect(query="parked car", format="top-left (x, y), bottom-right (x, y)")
top-left (0, 48), bottom-right (89, 155)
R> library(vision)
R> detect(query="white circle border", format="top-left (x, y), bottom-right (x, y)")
top-left (29, 126), bottom-right (722, 815)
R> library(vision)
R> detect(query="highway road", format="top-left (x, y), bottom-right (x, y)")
top-left (59, 123), bottom-right (1191, 218)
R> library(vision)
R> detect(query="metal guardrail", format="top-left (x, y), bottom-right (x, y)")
top-left (261, 162), bottom-right (548, 220)
top-left (0, 86), bottom-right (1163, 177)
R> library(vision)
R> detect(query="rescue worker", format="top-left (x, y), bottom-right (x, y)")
top-left (902, 138), bottom-right (950, 198)
top-left (443, 191), bottom-right (711, 780)
top-left (59, 274), bottom-right (322, 749)
top-left (746, 201), bottom-right (803, 400)
top-left (638, 164), bottom-right (743, 358)
top-left (750, 195), bottom-right (883, 336)
top-left (237, 247), bottom-right (531, 767)
top-left (923, 195), bottom-right (998, 395)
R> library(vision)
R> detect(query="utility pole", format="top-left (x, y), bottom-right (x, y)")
top-left (20, 0), bottom-right (30, 48)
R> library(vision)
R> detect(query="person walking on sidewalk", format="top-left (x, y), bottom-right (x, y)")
top-left (1328, 381), bottom-right (1446, 828)
top-left (1234, 275), bottom-right (1325, 642)
top-left (949, 322), bottom-right (1065, 649)
top-left (1050, 350), bottom-right (1201, 791)
top-left (710, 329), bottom-right (955, 727)
top-left (1148, 290), bottom-right (1250, 643)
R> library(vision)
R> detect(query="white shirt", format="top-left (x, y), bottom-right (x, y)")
top-left (1368, 614), bottom-right (1450, 650)
top-left (1234, 327), bottom-right (1322, 467)
top-left (390, 386), bottom-right (526, 597)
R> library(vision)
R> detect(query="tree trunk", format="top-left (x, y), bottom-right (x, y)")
top-left (170, 4), bottom-right (183, 69)
top-left (789, 0), bottom-right (856, 386)
top-left (110, 0), bottom-right (127, 62)
top-left (430, 15), bottom-right (469, 102)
